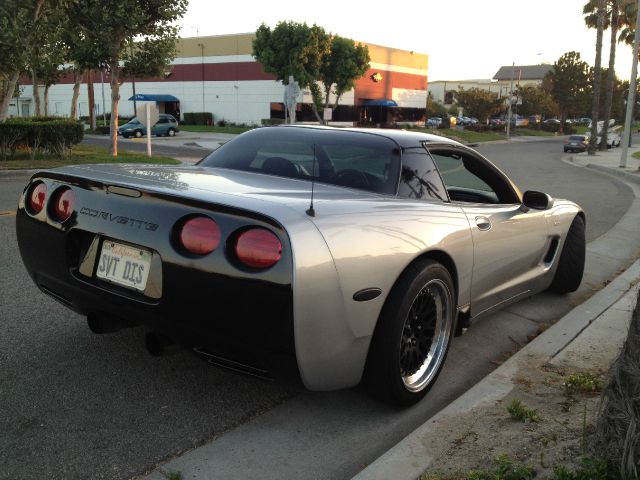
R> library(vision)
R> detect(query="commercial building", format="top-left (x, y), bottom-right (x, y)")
top-left (427, 64), bottom-right (553, 106)
top-left (8, 33), bottom-right (428, 125)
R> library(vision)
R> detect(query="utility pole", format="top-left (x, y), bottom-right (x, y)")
top-left (620, 0), bottom-right (640, 168)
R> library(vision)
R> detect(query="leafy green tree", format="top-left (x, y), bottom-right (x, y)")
top-left (253, 21), bottom-right (332, 123)
top-left (546, 52), bottom-right (592, 123)
top-left (0, 0), bottom-right (61, 121)
top-left (66, 0), bottom-right (187, 155)
top-left (518, 86), bottom-right (559, 117)
top-left (454, 87), bottom-right (503, 124)
top-left (318, 36), bottom-right (369, 113)
top-left (27, 6), bottom-right (69, 117)
top-left (426, 94), bottom-right (449, 118)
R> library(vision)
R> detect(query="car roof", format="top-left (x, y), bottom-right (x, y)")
top-left (272, 125), bottom-right (463, 148)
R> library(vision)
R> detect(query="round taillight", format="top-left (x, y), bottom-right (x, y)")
top-left (51, 187), bottom-right (76, 222)
top-left (235, 228), bottom-right (282, 269)
top-left (179, 216), bottom-right (221, 255)
top-left (28, 182), bottom-right (47, 214)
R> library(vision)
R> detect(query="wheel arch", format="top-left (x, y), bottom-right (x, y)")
top-left (366, 248), bottom-right (459, 356)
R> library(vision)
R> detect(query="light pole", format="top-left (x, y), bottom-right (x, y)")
top-left (620, 0), bottom-right (640, 168)
top-left (197, 43), bottom-right (205, 113)
top-left (506, 63), bottom-right (514, 138)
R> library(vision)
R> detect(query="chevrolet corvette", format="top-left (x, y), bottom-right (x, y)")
top-left (16, 126), bottom-right (585, 405)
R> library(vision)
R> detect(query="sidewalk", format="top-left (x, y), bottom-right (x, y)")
top-left (133, 140), bottom-right (640, 480)
top-left (353, 146), bottom-right (640, 480)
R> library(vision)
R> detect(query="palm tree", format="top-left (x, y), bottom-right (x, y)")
top-left (585, 0), bottom-right (607, 155)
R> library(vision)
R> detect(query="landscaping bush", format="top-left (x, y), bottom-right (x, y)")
top-left (0, 118), bottom-right (84, 160)
top-left (261, 118), bottom-right (285, 125)
top-left (183, 112), bottom-right (213, 125)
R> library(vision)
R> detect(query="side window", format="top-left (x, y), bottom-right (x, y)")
top-left (430, 150), bottom-right (517, 204)
top-left (397, 149), bottom-right (448, 202)
top-left (157, 117), bottom-right (169, 124)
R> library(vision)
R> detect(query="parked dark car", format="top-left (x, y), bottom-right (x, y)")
top-left (564, 134), bottom-right (589, 153)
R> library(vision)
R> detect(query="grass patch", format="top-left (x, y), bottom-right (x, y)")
top-left (158, 468), bottom-right (183, 480)
top-left (3, 145), bottom-right (180, 168)
top-left (0, 144), bottom-right (180, 170)
top-left (408, 127), bottom-right (505, 144)
top-left (180, 124), bottom-right (254, 134)
top-left (421, 456), bottom-right (615, 480)
top-left (564, 372), bottom-right (604, 394)
top-left (574, 126), bottom-right (589, 135)
top-left (507, 398), bottom-right (541, 423)
top-left (510, 128), bottom-right (557, 137)
top-left (553, 457), bottom-right (618, 480)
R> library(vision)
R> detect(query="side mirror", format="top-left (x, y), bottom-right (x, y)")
top-left (522, 190), bottom-right (553, 210)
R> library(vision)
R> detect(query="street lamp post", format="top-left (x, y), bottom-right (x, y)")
top-left (620, 0), bottom-right (640, 168)
top-left (198, 43), bottom-right (205, 113)
top-left (506, 63), bottom-right (514, 139)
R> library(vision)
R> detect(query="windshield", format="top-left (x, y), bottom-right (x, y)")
top-left (199, 127), bottom-right (401, 195)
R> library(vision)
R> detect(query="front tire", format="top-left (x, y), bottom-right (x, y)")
top-left (548, 215), bottom-right (586, 293)
top-left (365, 260), bottom-right (455, 406)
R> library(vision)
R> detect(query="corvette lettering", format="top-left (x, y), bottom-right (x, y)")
top-left (79, 207), bottom-right (159, 231)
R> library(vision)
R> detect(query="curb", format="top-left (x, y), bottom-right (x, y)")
top-left (352, 259), bottom-right (640, 480)
top-left (586, 163), bottom-right (640, 185)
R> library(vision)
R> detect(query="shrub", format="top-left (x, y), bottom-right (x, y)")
top-left (0, 118), bottom-right (84, 160)
top-left (183, 112), bottom-right (213, 125)
top-left (507, 398), bottom-right (540, 423)
top-left (262, 118), bottom-right (285, 125)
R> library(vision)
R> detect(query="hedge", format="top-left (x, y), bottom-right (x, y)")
top-left (183, 112), bottom-right (213, 125)
top-left (0, 118), bottom-right (84, 160)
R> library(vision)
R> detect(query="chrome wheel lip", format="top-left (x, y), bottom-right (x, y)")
top-left (400, 278), bottom-right (453, 393)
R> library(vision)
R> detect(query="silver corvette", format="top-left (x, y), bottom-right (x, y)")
top-left (16, 126), bottom-right (585, 405)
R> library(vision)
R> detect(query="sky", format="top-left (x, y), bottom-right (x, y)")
top-left (178, 0), bottom-right (636, 82)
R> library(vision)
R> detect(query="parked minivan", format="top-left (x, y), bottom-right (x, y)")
top-left (118, 114), bottom-right (179, 138)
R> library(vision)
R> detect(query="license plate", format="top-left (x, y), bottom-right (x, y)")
top-left (96, 240), bottom-right (152, 291)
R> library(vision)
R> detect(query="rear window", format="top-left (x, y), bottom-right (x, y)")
top-left (199, 127), bottom-right (401, 195)
top-left (569, 135), bottom-right (586, 141)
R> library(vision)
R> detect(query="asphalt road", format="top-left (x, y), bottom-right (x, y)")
top-left (0, 137), bottom-right (634, 480)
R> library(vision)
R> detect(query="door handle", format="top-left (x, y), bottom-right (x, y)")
top-left (475, 216), bottom-right (492, 231)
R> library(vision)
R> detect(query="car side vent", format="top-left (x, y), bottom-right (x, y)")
top-left (544, 237), bottom-right (560, 264)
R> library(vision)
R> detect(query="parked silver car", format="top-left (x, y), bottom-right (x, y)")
top-left (16, 126), bottom-right (585, 406)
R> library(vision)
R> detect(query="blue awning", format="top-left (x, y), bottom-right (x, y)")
top-left (128, 94), bottom-right (179, 102)
top-left (362, 99), bottom-right (398, 107)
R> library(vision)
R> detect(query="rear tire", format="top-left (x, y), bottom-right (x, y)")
top-left (167, 128), bottom-right (176, 137)
top-left (134, 129), bottom-right (143, 138)
top-left (548, 215), bottom-right (586, 293)
top-left (364, 259), bottom-right (455, 406)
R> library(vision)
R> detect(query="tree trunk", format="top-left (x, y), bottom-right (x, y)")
top-left (333, 94), bottom-right (341, 111)
top-left (32, 69), bottom-right (41, 116)
top-left (70, 69), bottom-right (82, 119)
top-left (600, 2), bottom-right (618, 151)
top-left (589, 0), bottom-right (606, 155)
top-left (0, 72), bottom-right (20, 122)
top-left (109, 65), bottom-right (120, 157)
top-left (87, 70), bottom-right (96, 130)
top-left (44, 85), bottom-right (50, 116)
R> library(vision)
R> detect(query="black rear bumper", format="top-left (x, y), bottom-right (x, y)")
top-left (16, 195), bottom-right (300, 384)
